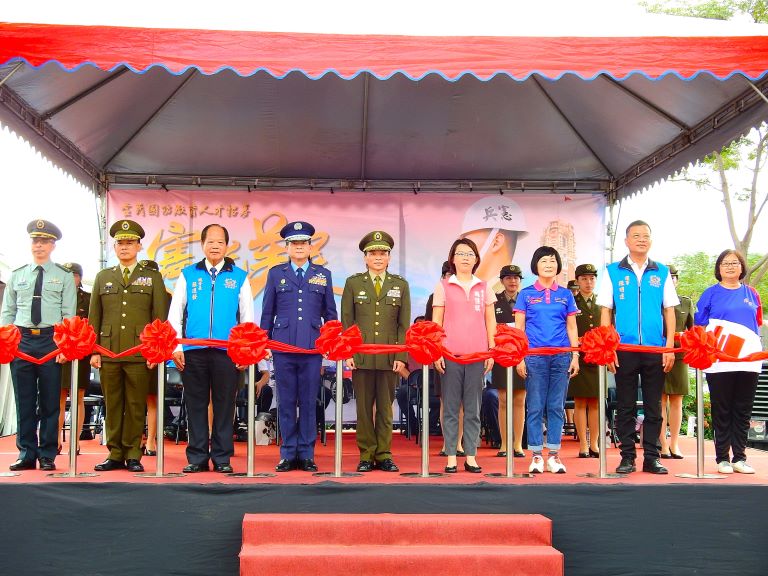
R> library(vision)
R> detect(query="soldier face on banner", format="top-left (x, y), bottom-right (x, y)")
top-left (115, 239), bottom-right (141, 266)
top-left (364, 249), bottom-right (390, 274)
top-left (576, 274), bottom-right (596, 296)
top-left (500, 274), bottom-right (521, 295)
top-left (31, 237), bottom-right (55, 264)
top-left (287, 239), bottom-right (310, 265)
top-left (202, 225), bottom-right (228, 266)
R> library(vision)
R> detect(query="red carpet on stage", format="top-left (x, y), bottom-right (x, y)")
top-left (239, 513), bottom-right (563, 576)
top-left (1, 431), bottom-right (765, 485)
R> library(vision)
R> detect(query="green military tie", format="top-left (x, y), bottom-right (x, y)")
top-left (123, 267), bottom-right (130, 285)
top-left (374, 275), bottom-right (382, 296)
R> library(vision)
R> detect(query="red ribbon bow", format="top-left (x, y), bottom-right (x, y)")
top-left (679, 325), bottom-right (720, 370)
top-left (405, 320), bottom-right (446, 365)
top-left (492, 324), bottom-right (529, 367)
top-left (580, 325), bottom-right (620, 366)
top-left (227, 322), bottom-right (269, 365)
top-left (54, 316), bottom-right (97, 361)
top-left (139, 320), bottom-right (178, 364)
top-left (0, 325), bottom-right (21, 364)
top-left (315, 321), bottom-right (363, 361)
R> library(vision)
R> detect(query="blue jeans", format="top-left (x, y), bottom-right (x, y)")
top-left (525, 353), bottom-right (571, 452)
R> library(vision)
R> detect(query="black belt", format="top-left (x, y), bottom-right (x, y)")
top-left (18, 326), bottom-right (54, 336)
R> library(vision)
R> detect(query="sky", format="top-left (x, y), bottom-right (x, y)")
top-left (1, 0), bottom-right (766, 284)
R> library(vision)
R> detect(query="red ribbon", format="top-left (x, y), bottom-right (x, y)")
top-left (227, 322), bottom-right (269, 365)
top-left (679, 325), bottom-right (721, 370)
top-left (492, 324), bottom-right (529, 367)
top-left (0, 325), bottom-right (21, 364)
top-left (139, 319), bottom-right (179, 364)
top-left (580, 325), bottom-right (620, 366)
top-left (315, 320), bottom-right (363, 361)
top-left (405, 321), bottom-right (445, 365)
top-left (54, 316), bottom-right (97, 361)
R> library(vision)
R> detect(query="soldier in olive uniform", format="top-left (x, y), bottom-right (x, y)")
top-left (568, 263), bottom-right (601, 457)
top-left (58, 262), bottom-right (92, 453)
top-left (89, 220), bottom-right (168, 472)
top-left (660, 264), bottom-right (694, 459)
top-left (490, 264), bottom-right (527, 458)
top-left (341, 231), bottom-right (410, 472)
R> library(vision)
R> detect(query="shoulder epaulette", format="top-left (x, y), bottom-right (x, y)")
top-left (56, 264), bottom-right (71, 273)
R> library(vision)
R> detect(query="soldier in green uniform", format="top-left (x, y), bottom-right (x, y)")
top-left (58, 262), bottom-right (92, 454)
top-left (89, 220), bottom-right (168, 473)
top-left (490, 264), bottom-right (526, 458)
top-left (1, 220), bottom-right (76, 471)
top-left (341, 231), bottom-right (411, 472)
top-left (660, 264), bottom-right (694, 460)
top-left (568, 263), bottom-right (601, 458)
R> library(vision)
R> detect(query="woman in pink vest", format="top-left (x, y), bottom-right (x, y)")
top-left (432, 239), bottom-right (496, 473)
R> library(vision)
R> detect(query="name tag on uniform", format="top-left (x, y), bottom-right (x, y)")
top-left (387, 288), bottom-right (401, 298)
top-left (134, 276), bottom-right (153, 287)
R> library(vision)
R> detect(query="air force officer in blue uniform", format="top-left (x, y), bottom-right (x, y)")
top-left (260, 221), bottom-right (337, 472)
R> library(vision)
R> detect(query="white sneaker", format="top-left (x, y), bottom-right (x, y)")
top-left (732, 461), bottom-right (755, 474)
top-left (547, 454), bottom-right (566, 474)
top-left (529, 455), bottom-right (544, 474)
top-left (717, 461), bottom-right (733, 474)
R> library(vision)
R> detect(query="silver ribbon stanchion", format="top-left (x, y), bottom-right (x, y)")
top-left (231, 364), bottom-right (275, 478)
top-left (137, 361), bottom-right (184, 477)
top-left (676, 368), bottom-right (723, 479)
top-left (487, 366), bottom-right (532, 478)
top-left (401, 364), bottom-right (443, 478)
top-left (51, 359), bottom-right (97, 478)
top-left (581, 365), bottom-right (625, 479)
top-left (315, 359), bottom-right (360, 477)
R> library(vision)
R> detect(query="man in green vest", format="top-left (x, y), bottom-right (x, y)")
top-left (341, 231), bottom-right (410, 472)
top-left (89, 220), bottom-right (168, 473)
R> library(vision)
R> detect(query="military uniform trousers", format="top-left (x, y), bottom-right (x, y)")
top-left (273, 352), bottom-right (322, 461)
top-left (100, 360), bottom-right (151, 462)
top-left (11, 328), bottom-right (60, 461)
top-left (353, 368), bottom-right (398, 462)
top-left (182, 348), bottom-right (238, 466)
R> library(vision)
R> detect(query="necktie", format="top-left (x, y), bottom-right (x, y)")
top-left (122, 267), bottom-right (130, 285)
top-left (297, 267), bottom-right (304, 282)
top-left (374, 275), bottom-right (382, 296)
top-left (31, 265), bottom-right (43, 326)
top-left (210, 267), bottom-right (217, 283)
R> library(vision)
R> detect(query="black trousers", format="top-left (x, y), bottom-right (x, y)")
top-left (182, 348), bottom-right (238, 466)
top-left (615, 351), bottom-right (663, 461)
top-left (11, 330), bottom-right (60, 462)
top-left (706, 371), bottom-right (758, 464)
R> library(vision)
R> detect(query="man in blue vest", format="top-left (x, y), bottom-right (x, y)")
top-left (169, 224), bottom-right (253, 473)
top-left (597, 220), bottom-right (678, 474)
top-left (261, 221), bottom-right (337, 472)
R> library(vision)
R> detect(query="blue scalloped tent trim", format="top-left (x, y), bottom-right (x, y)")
top-left (3, 57), bottom-right (767, 82)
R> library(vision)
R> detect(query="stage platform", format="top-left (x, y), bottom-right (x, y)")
top-left (1, 433), bottom-right (766, 575)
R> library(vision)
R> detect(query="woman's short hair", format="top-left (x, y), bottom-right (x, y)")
top-left (530, 245), bottom-right (563, 275)
top-left (448, 238), bottom-right (481, 274)
top-left (714, 249), bottom-right (747, 282)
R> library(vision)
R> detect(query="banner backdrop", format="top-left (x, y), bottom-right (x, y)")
top-left (108, 190), bottom-right (605, 319)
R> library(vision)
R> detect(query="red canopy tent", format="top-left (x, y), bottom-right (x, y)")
top-left (1, 22), bottom-right (767, 199)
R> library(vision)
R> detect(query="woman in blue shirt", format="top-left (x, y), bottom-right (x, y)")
top-left (514, 246), bottom-right (580, 474)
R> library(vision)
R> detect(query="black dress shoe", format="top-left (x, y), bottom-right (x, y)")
top-left (275, 459), bottom-right (297, 472)
top-left (298, 459), bottom-right (318, 472)
top-left (496, 451), bottom-right (508, 457)
top-left (438, 450), bottom-right (447, 457)
top-left (356, 460), bottom-right (374, 472)
top-left (578, 452), bottom-right (590, 458)
top-left (615, 457), bottom-right (636, 474)
top-left (671, 452), bottom-right (684, 460)
top-left (213, 463), bottom-right (234, 473)
top-left (39, 457), bottom-right (56, 471)
top-left (126, 459), bottom-right (144, 472)
top-left (377, 459), bottom-right (399, 472)
top-left (95, 459), bottom-right (125, 472)
top-left (182, 463), bottom-right (209, 473)
top-left (456, 450), bottom-right (466, 457)
top-left (444, 465), bottom-right (457, 473)
top-left (660, 451), bottom-right (673, 459)
top-left (642, 459), bottom-right (668, 475)
top-left (143, 448), bottom-right (157, 457)
top-left (589, 449), bottom-right (600, 458)
top-left (513, 450), bottom-right (525, 458)
top-left (464, 461), bottom-right (482, 473)
top-left (9, 459), bottom-right (36, 471)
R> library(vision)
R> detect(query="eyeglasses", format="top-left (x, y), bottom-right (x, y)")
top-left (720, 261), bottom-right (741, 268)
top-left (455, 251), bottom-right (476, 258)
